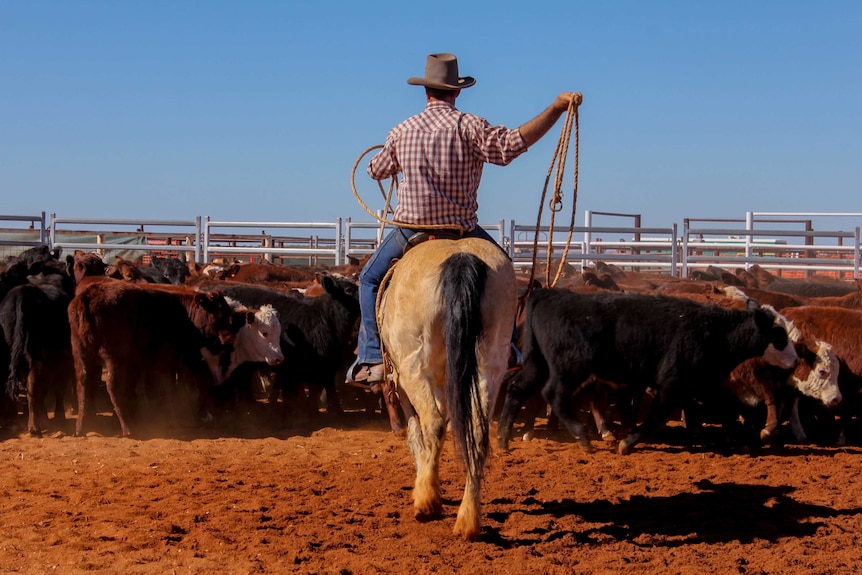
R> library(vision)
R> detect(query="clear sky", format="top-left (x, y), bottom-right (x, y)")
top-left (2, 1), bottom-right (860, 232)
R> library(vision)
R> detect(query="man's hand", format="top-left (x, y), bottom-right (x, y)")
top-left (554, 92), bottom-right (583, 111)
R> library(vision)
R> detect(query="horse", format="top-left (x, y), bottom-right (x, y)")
top-left (377, 236), bottom-right (517, 541)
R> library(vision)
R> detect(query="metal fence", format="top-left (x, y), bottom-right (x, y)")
top-left (1, 210), bottom-right (860, 279)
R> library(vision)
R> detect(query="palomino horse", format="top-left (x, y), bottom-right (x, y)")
top-left (378, 237), bottom-right (516, 541)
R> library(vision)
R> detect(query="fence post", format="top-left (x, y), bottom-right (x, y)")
top-left (855, 227), bottom-right (860, 279)
top-left (671, 223), bottom-right (679, 277)
top-left (335, 217), bottom-right (343, 266)
top-left (194, 216), bottom-right (202, 263)
top-left (681, 219), bottom-right (689, 278)
top-left (745, 211), bottom-right (754, 268)
top-left (203, 216), bottom-right (211, 263)
top-left (38, 211), bottom-right (46, 245)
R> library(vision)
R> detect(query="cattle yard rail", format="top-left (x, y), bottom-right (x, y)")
top-left (202, 217), bottom-right (344, 266)
top-left (0, 213), bottom-right (48, 254)
top-left (1, 211), bottom-right (860, 279)
top-left (343, 217), bottom-right (507, 262)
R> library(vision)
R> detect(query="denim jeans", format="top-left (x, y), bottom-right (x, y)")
top-left (354, 225), bottom-right (501, 367)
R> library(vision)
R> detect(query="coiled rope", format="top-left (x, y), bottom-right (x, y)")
top-left (524, 95), bottom-right (580, 298)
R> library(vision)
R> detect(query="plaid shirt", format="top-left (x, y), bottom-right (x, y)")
top-left (368, 100), bottom-right (527, 231)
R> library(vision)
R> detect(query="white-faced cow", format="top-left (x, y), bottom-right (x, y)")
top-left (719, 307), bottom-right (841, 446)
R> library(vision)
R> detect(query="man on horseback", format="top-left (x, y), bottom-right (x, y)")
top-left (346, 52), bottom-right (582, 386)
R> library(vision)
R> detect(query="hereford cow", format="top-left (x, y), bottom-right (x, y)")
top-left (200, 273), bottom-right (360, 421)
top-left (68, 279), bottom-right (282, 436)
top-left (718, 308), bottom-right (841, 446)
top-left (1, 282), bottom-right (75, 437)
top-left (777, 306), bottom-right (862, 444)
top-left (497, 290), bottom-right (798, 455)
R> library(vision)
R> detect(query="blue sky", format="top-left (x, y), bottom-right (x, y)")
top-left (2, 1), bottom-right (860, 232)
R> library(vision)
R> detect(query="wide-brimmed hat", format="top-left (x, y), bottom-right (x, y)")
top-left (407, 53), bottom-right (475, 90)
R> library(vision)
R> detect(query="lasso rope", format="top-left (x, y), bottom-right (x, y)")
top-left (523, 96), bottom-right (580, 300)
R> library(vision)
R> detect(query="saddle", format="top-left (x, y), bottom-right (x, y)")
top-left (403, 229), bottom-right (464, 256)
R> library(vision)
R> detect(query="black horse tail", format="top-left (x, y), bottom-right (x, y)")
top-left (441, 252), bottom-right (489, 480)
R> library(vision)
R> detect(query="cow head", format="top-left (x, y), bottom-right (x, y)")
top-left (790, 340), bottom-right (842, 408)
top-left (233, 304), bottom-right (284, 368)
top-left (752, 303), bottom-right (798, 369)
top-left (191, 291), bottom-right (239, 347)
top-left (107, 258), bottom-right (145, 282)
top-left (66, 250), bottom-right (107, 285)
top-left (151, 256), bottom-right (191, 285)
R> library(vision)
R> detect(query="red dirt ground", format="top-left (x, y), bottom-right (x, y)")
top-left (1, 402), bottom-right (861, 575)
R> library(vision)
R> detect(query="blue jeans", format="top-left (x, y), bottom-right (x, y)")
top-left (354, 225), bottom-right (502, 367)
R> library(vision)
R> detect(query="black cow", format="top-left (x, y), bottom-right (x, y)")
top-left (151, 256), bottom-right (191, 285)
top-left (201, 273), bottom-right (360, 420)
top-left (0, 282), bottom-right (74, 436)
top-left (497, 289), bottom-right (798, 455)
top-left (8, 244), bottom-right (61, 267)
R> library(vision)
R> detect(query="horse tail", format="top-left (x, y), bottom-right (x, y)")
top-left (441, 252), bottom-right (489, 480)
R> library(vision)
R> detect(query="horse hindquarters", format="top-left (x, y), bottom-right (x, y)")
top-left (381, 239), bottom-right (515, 541)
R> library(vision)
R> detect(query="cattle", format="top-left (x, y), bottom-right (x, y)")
top-left (497, 289), bottom-right (798, 455)
top-left (690, 265), bottom-right (745, 287)
top-left (723, 286), bottom-right (805, 311)
top-left (777, 306), bottom-right (862, 444)
top-left (218, 262), bottom-right (318, 284)
top-left (8, 244), bottom-right (61, 267)
top-left (198, 273), bottom-right (360, 422)
top-left (766, 280), bottom-right (859, 298)
top-left (720, 340), bottom-right (839, 446)
top-left (151, 256), bottom-right (191, 285)
top-left (716, 308), bottom-right (841, 446)
top-left (0, 282), bottom-right (74, 436)
top-left (66, 251), bottom-right (108, 287)
top-left (726, 285), bottom-right (862, 311)
top-left (0, 258), bottom-right (37, 302)
top-left (106, 258), bottom-right (171, 284)
top-left (67, 279), bottom-right (281, 437)
top-left (744, 264), bottom-right (779, 287)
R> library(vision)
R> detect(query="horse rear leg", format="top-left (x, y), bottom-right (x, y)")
top-left (454, 402), bottom-right (492, 541)
top-left (403, 380), bottom-right (446, 520)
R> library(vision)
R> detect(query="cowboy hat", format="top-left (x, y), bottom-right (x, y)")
top-left (407, 53), bottom-right (476, 90)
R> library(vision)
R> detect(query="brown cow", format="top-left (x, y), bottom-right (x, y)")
top-left (67, 279), bottom-right (281, 436)
top-left (65, 250), bottom-right (107, 288)
top-left (219, 262), bottom-right (318, 283)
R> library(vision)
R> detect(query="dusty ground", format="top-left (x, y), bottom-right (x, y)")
top-left (1, 399), bottom-right (861, 575)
